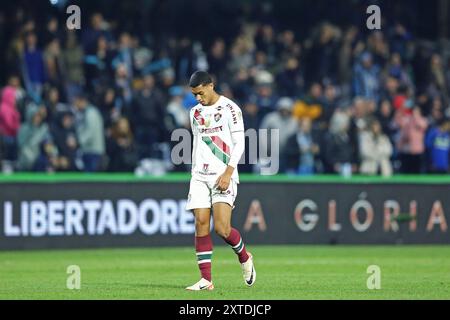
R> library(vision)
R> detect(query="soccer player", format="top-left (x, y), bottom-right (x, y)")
top-left (185, 71), bottom-right (256, 291)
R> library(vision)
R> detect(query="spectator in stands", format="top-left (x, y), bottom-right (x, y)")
top-left (260, 97), bottom-right (298, 171)
top-left (376, 99), bottom-right (396, 141)
top-left (166, 86), bottom-right (189, 129)
top-left (43, 38), bottom-right (64, 87)
top-left (276, 56), bottom-right (304, 99)
top-left (353, 52), bottom-right (381, 102)
top-left (98, 87), bottom-right (121, 129)
top-left (106, 117), bottom-right (138, 172)
top-left (131, 74), bottom-right (166, 158)
top-left (74, 93), bottom-right (105, 172)
top-left (207, 38), bottom-right (228, 83)
top-left (359, 118), bottom-right (393, 177)
top-left (50, 110), bottom-right (79, 172)
top-left (62, 30), bottom-right (85, 101)
top-left (0, 84), bottom-right (21, 173)
top-left (293, 83), bottom-right (324, 122)
top-left (17, 105), bottom-right (50, 171)
top-left (324, 110), bottom-right (359, 174)
top-left (425, 117), bottom-right (450, 173)
top-left (84, 35), bottom-right (114, 93)
top-left (394, 104), bottom-right (428, 173)
top-left (22, 32), bottom-right (46, 102)
top-left (252, 70), bottom-right (278, 119)
top-left (285, 117), bottom-right (320, 175)
top-left (33, 139), bottom-right (61, 172)
top-left (44, 86), bottom-right (68, 126)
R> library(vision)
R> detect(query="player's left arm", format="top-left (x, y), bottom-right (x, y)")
top-left (215, 104), bottom-right (245, 191)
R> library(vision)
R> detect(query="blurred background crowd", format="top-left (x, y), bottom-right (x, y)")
top-left (1, 0), bottom-right (450, 176)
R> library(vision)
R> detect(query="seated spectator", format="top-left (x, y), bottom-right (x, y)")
top-left (359, 118), bottom-right (393, 177)
top-left (285, 117), bottom-right (320, 175)
top-left (74, 93), bottom-right (105, 172)
top-left (33, 139), bottom-right (61, 172)
top-left (106, 117), bottom-right (138, 172)
top-left (17, 105), bottom-right (50, 171)
top-left (425, 117), bottom-right (450, 174)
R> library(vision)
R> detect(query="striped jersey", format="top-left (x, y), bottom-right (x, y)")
top-left (189, 95), bottom-right (244, 183)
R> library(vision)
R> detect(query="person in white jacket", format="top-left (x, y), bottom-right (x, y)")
top-left (359, 118), bottom-right (393, 177)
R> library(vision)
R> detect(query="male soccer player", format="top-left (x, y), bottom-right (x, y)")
top-left (185, 71), bottom-right (256, 291)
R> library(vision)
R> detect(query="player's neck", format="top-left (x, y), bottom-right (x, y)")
top-left (206, 93), bottom-right (221, 106)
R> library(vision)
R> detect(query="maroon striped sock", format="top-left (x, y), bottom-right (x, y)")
top-left (222, 228), bottom-right (249, 263)
top-left (195, 234), bottom-right (213, 281)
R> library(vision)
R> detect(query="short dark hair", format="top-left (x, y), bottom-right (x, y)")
top-left (189, 71), bottom-right (213, 88)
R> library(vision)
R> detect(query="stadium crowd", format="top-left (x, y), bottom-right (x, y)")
top-left (1, 1), bottom-right (450, 176)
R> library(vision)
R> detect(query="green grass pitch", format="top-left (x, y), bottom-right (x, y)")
top-left (0, 245), bottom-right (449, 300)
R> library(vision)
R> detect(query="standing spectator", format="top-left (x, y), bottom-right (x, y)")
top-left (17, 106), bottom-right (50, 171)
top-left (22, 32), bottom-right (46, 102)
top-left (74, 94), bottom-right (105, 172)
top-left (207, 38), bottom-right (228, 83)
top-left (394, 106), bottom-right (428, 173)
top-left (359, 118), bottom-right (393, 177)
top-left (43, 38), bottom-right (64, 88)
top-left (0, 85), bottom-right (21, 172)
top-left (106, 117), bottom-right (138, 172)
top-left (260, 97), bottom-right (298, 171)
top-left (131, 74), bottom-right (166, 158)
top-left (44, 86), bottom-right (68, 126)
top-left (376, 99), bottom-right (396, 143)
top-left (84, 36), bottom-right (114, 93)
top-left (305, 23), bottom-right (339, 85)
top-left (425, 118), bottom-right (450, 173)
top-left (166, 86), bottom-right (189, 129)
top-left (285, 117), bottom-right (320, 175)
top-left (276, 56), bottom-right (304, 98)
top-left (240, 99), bottom-right (261, 174)
top-left (293, 83), bottom-right (323, 121)
top-left (324, 110), bottom-right (359, 174)
top-left (62, 31), bottom-right (85, 101)
top-left (112, 32), bottom-right (135, 80)
top-left (353, 52), bottom-right (381, 102)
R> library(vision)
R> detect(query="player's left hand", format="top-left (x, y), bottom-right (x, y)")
top-left (215, 173), bottom-right (231, 191)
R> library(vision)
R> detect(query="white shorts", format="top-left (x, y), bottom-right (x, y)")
top-left (185, 178), bottom-right (238, 210)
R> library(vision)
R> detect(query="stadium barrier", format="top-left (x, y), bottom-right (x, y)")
top-left (0, 174), bottom-right (449, 250)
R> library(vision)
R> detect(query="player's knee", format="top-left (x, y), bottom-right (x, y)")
top-left (195, 219), bottom-right (210, 233)
top-left (214, 225), bottom-right (231, 238)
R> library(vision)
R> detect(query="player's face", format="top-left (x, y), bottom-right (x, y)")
top-left (191, 84), bottom-right (213, 106)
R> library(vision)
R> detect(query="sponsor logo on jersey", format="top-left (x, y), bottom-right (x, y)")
top-left (227, 104), bottom-right (238, 124)
top-left (199, 125), bottom-right (223, 134)
top-left (203, 163), bottom-right (209, 173)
